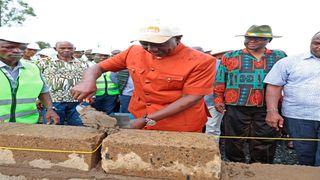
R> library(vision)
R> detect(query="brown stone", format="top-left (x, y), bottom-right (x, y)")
top-left (101, 129), bottom-right (221, 180)
top-left (0, 123), bottom-right (106, 171)
top-left (78, 105), bottom-right (118, 130)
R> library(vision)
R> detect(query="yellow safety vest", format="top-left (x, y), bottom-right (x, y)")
top-left (96, 72), bottom-right (120, 96)
top-left (96, 74), bottom-right (106, 96)
top-left (0, 60), bottom-right (43, 124)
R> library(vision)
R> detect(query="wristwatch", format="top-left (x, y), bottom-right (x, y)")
top-left (143, 115), bottom-right (157, 126)
top-left (47, 106), bottom-right (56, 111)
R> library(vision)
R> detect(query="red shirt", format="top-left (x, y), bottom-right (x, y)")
top-left (98, 43), bottom-right (216, 132)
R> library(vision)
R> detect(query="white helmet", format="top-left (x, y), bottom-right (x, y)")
top-left (0, 27), bottom-right (30, 44)
top-left (38, 48), bottom-right (57, 57)
top-left (27, 43), bottom-right (40, 50)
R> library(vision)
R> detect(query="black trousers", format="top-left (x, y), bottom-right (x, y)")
top-left (224, 105), bottom-right (279, 163)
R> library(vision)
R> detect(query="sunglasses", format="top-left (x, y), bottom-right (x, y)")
top-left (245, 36), bottom-right (271, 42)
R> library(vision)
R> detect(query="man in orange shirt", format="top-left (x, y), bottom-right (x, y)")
top-left (71, 21), bottom-right (216, 132)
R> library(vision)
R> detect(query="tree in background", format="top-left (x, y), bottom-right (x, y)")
top-left (0, 0), bottom-right (36, 27)
top-left (36, 41), bottom-right (51, 49)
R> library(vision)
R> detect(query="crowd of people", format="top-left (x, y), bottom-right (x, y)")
top-left (0, 21), bottom-right (319, 167)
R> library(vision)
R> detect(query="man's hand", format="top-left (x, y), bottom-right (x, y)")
top-left (130, 118), bottom-right (147, 129)
top-left (45, 109), bottom-right (60, 125)
top-left (71, 81), bottom-right (96, 102)
top-left (214, 103), bottom-right (226, 113)
top-left (265, 111), bottom-right (283, 131)
top-left (36, 100), bottom-right (43, 111)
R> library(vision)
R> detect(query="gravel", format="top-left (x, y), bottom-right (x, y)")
top-left (273, 140), bottom-right (299, 165)
top-left (219, 140), bottom-right (299, 165)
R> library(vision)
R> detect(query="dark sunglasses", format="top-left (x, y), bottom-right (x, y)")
top-left (245, 36), bottom-right (270, 42)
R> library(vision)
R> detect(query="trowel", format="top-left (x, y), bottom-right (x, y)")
top-left (110, 113), bottom-right (131, 129)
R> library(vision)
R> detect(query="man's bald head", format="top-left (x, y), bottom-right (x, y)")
top-left (310, 31), bottom-right (320, 58)
top-left (55, 41), bottom-right (74, 48)
top-left (54, 41), bottom-right (75, 60)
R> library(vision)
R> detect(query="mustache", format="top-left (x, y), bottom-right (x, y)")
top-left (9, 54), bottom-right (23, 57)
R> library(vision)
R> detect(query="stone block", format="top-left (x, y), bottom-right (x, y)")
top-left (0, 123), bottom-right (105, 171)
top-left (101, 129), bottom-right (221, 180)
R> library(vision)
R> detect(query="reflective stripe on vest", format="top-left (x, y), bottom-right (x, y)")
top-left (0, 60), bottom-right (43, 124)
top-left (105, 72), bottom-right (120, 96)
top-left (0, 98), bottom-right (37, 105)
top-left (0, 114), bottom-right (10, 121)
top-left (0, 109), bottom-right (38, 121)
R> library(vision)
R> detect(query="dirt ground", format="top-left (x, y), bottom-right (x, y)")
top-left (220, 161), bottom-right (320, 180)
top-left (1, 161), bottom-right (319, 180)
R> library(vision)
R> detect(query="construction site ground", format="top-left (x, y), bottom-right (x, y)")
top-left (1, 161), bottom-right (319, 180)
top-left (0, 109), bottom-right (319, 180)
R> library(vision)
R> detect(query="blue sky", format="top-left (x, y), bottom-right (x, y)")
top-left (23, 0), bottom-right (319, 55)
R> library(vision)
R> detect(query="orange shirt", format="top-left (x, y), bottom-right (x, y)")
top-left (98, 43), bottom-right (216, 132)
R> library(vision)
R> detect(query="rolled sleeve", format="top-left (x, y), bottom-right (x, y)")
top-left (40, 73), bottom-right (50, 93)
top-left (98, 46), bottom-right (133, 72)
top-left (264, 58), bottom-right (289, 86)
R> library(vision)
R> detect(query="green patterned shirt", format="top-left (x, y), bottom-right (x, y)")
top-left (214, 48), bottom-right (287, 106)
top-left (36, 56), bottom-right (89, 102)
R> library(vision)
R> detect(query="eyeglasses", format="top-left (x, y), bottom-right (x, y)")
top-left (245, 37), bottom-right (270, 42)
